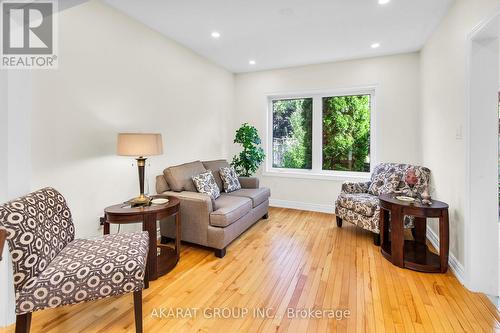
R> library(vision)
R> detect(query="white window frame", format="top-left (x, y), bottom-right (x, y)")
top-left (264, 86), bottom-right (377, 181)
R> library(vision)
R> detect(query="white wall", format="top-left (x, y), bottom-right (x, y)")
top-left (233, 53), bottom-right (421, 210)
top-left (30, 0), bottom-right (234, 239)
top-left (467, 34), bottom-right (499, 295)
top-left (421, 0), bottom-right (500, 267)
top-left (0, 69), bottom-right (10, 329)
top-left (0, 70), bottom-right (32, 327)
top-left (1, 0), bottom-right (234, 326)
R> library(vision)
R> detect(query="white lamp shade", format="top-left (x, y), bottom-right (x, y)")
top-left (117, 133), bottom-right (163, 157)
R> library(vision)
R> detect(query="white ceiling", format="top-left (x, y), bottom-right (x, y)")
top-left (104, 0), bottom-right (454, 73)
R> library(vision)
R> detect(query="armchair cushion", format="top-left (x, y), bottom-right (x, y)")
top-left (16, 231), bottom-right (148, 314)
top-left (337, 193), bottom-right (379, 217)
top-left (371, 163), bottom-right (431, 195)
top-left (341, 181), bottom-right (370, 194)
top-left (0, 187), bottom-right (75, 291)
top-left (368, 171), bottom-right (403, 196)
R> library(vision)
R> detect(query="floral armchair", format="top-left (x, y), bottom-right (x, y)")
top-left (335, 163), bottom-right (431, 245)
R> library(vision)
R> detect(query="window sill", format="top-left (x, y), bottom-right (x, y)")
top-left (262, 169), bottom-right (371, 182)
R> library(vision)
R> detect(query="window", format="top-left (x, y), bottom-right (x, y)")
top-left (272, 98), bottom-right (312, 169)
top-left (267, 88), bottom-right (374, 178)
top-left (322, 95), bottom-right (371, 172)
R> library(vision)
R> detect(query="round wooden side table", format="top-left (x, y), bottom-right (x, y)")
top-left (379, 193), bottom-right (449, 273)
top-left (104, 196), bottom-right (181, 282)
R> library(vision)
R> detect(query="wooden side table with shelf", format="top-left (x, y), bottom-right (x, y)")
top-left (104, 196), bottom-right (181, 282)
top-left (379, 193), bottom-right (449, 273)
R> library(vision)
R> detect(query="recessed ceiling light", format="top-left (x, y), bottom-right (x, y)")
top-left (211, 31), bottom-right (220, 39)
top-left (371, 43), bottom-right (381, 49)
top-left (279, 8), bottom-right (294, 16)
top-left (249, 60), bottom-right (256, 65)
top-left (378, 0), bottom-right (390, 4)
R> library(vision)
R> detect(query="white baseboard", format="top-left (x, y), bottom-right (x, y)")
top-left (269, 199), bottom-right (334, 214)
top-left (487, 295), bottom-right (500, 310)
top-left (426, 225), bottom-right (465, 284)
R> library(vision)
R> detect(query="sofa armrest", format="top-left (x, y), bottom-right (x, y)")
top-left (162, 191), bottom-right (213, 213)
top-left (160, 191), bottom-right (213, 246)
top-left (341, 181), bottom-right (371, 194)
top-left (239, 177), bottom-right (259, 189)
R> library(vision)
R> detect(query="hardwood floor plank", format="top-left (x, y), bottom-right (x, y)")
top-left (1, 207), bottom-right (498, 333)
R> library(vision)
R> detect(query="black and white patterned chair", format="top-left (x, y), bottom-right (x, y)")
top-left (335, 163), bottom-right (431, 245)
top-left (0, 188), bottom-right (149, 333)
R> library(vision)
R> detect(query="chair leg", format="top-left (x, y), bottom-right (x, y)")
top-left (373, 233), bottom-right (381, 246)
top-left (336, 216), bottom-right (343, 228)
top-left (143, 267), bottom-right (149, 289)
top-left (133, 290), bottom-right (143, 333)
top-left (15, 313), bottom-right (32, 333)
top-left (214, 247), bottom-right (226, 258)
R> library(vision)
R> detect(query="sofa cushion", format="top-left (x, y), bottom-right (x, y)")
top-left (192, 171), bottom-right (221, 200)
top-left (210, 195), bottom-right (252, 228)
top-left (156, 175), bottom-right (170, 194)
top-left (163, 161), bottom-right (207, 192)
top-left (238, 177), bottom-right (259, 189)
top-left (226, 188), bottom-right (270, 208)
top-left (202, 160), bottom-right (230, 191)
top-left (337, 193), bottom-right (379, 217)
top-left (219, 166), bottom-right (241, 193)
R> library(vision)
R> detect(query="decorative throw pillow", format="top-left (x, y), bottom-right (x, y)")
top-left (368, 171), bottom-right (403, 196)
top-left (219, 166), bottom-right (241, 193)
top-left (192, 171), bottom-right (220, 200)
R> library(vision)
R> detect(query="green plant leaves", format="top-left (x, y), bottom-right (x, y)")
top-left (232, 123), bottom-right (265, 177)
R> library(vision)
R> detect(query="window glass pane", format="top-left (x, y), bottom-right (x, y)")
top-left (272, 98), bottom-right (313, 169)
top-left (322, 95), bottom-right (371, 172)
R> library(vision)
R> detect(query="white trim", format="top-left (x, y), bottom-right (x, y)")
top-left (263, 85), bottom-right (379, 99)
top-left (265, 86), bottom-right (377, 179)
top-left (269, 198), bottom-right (335, 214)
top-left (464, 6), bottom-right (500, 295)
top-left (426, 226), bottom-right (465, 284)
top-left (262, 169), bottom-right (370, 182)
top-left (487, 295), bottom-right (500, 310)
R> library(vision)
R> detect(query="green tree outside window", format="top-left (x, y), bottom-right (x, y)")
top-left (322, 95), bottom-right (370, 172)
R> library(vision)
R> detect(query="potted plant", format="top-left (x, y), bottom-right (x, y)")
top-left (232, 123), bottom-right (265, 177)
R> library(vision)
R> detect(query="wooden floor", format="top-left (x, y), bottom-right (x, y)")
top-left (2, 207), bottom-right (499, 332)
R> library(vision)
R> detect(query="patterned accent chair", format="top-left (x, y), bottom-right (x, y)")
top-left (0, 188), bottom-right (149, 333)
top-left (335, 163), bottom-right (431, 245)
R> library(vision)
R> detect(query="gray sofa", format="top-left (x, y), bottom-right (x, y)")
top-left (155, 159), bottom-right (270, 258)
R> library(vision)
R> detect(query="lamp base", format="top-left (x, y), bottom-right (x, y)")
top-left (130, 195), bottom-right (151, 207)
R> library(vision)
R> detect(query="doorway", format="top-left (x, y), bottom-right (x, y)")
top-left (465, 11), bottom-right (500, 298)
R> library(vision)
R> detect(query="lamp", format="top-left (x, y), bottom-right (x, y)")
top-left (117, 133), bottom-right (163, 206)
